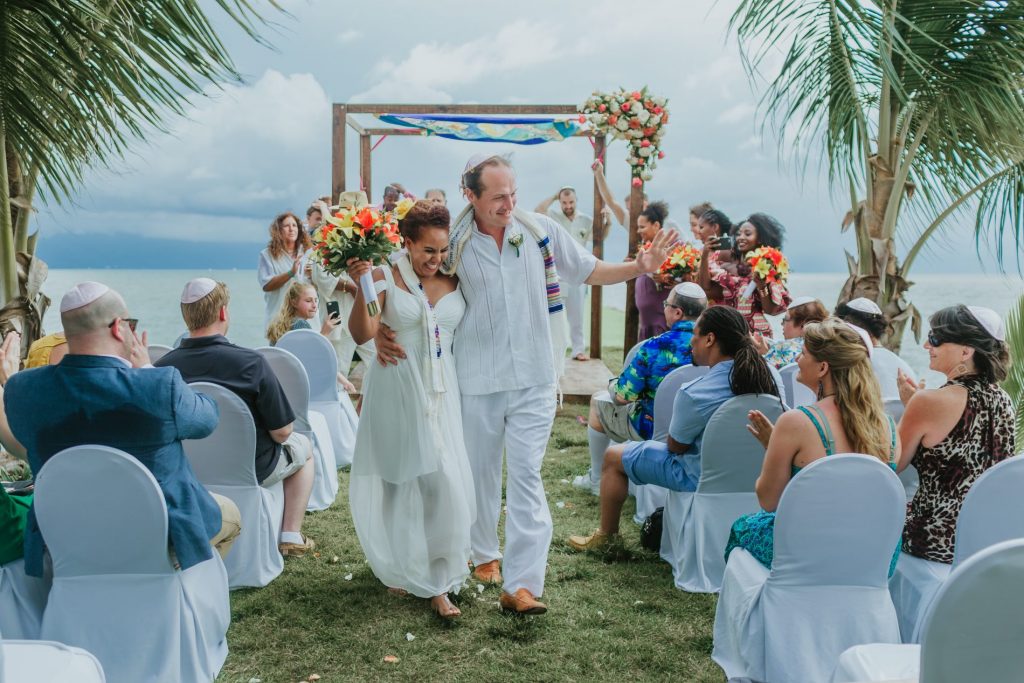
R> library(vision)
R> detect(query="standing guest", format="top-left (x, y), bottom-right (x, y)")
top-left (424, 188), bottom-right (447, 206)
top-left (381, 185), bottom-right (402, 212)
top-left (836, 297), bottom-right (916, 401)
top-left (695, 209), bottom-right (733, 303)
top-left (568, 306), bottom-right (782, 552)
top-left (306, 203), bottom-right (324, 233)
top-left (0, 332), bottom-right (31, 569)
top-left (635, 201), bottom-right (675, 341)
top-left (374, 154), bottom-right (676, 614)
top-left (698, 213), bottom-right (790, 337)
top-left (573, 282), bottom-right (707, 495)
top-left (158, 278), bottom-right (318, 557)
top-left (266, 281), bottom-right (341, 346)
top-left (688, 201), bottom-right (714, 243)
top-left (2, 282), bottom-right (241, 576)
top-left (896, 305), bottom-right (1015, 564)
top-left (752, 296), bottom-right (829, 369)
top-left (725, 319), bottom-right (900, 573)
top-left (345, 201), bottom-right (474, 619)
top-left (536, 187), bottom-right (594, 360)
top-left (25, 332), bottom-right (68, 368)
top-left (258, 212), bottom-right (312, 329)
top-left (592, 159), bottom-right (649, 228)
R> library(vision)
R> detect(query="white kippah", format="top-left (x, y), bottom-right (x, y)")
top-left (843, 322), bottom-right (874, 358)
top-left (787, 295), bottom-right (818, 310)
top-left (60, 281), bottom-right (110, 313)
top-left (181, 278), bottom-right (218, 304)
top-left (672, 282), bottom-right (707, 300)
top-left (846, 297), bottom-right (883, 316)
top-left (966, 306), bottom-right (1006, 342)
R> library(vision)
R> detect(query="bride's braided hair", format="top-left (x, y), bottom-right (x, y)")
top-left (697, 306), bottom-right (779, 397)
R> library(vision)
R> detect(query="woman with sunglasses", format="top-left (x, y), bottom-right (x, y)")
top-left (896, 305), bottom-right (1016, 565)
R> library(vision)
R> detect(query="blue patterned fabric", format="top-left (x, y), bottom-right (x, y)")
top-left (613, 320), bottom-right (695, 439)
top-left (763, 337), bottom-right (803, 369)
top-left (376, 114), bottom-right (581, 145)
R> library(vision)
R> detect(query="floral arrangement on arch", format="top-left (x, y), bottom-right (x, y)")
top-left (579, 87), bottom-right (669, 185)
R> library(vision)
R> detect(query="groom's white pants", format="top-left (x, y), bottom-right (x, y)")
top-left (462, 383), bottom-right (556, 597)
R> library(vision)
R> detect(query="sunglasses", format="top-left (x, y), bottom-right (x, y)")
top-left (108, 317), bottom-right (139, 333)
top-left (927, 331), bottom-right (946, 347)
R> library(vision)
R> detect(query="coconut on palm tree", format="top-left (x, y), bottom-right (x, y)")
top-left (730, 0), bottom-right (1024, 352)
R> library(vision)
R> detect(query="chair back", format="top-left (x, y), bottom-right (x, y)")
top-left (147, 344), bottom-right (173, 363)
top-left (953, 454), bottom-right (1024, 566)
top-left (771, 454), bottom-right (905, 587)
top-left (919, 539), bottom-right (1024, 683)
top-left (183, 382), bottom-right (259, 486)
top-left (34, 446), bottom-right (172, 577)
top-left (277, 329), bottom-right (339, 403)
top-left (698, 394), bottom-right (784, 494)
top-left (623, 341), bottom-right (643, 370)
top-left (652, 364), bottom-right (709, 441)
top-left (257, 347), bottom-right (312, 432)
top-left (778, 363), bottom-right (815, 407)
top-left (883, 398), bottom-right (905, 422)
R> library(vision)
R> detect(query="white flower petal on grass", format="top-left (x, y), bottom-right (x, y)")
top-left (633, 600), bottom-right (644, 606)
top-left (405, 632), bottom-right (415, 641)
top-left (344, 573), bottom-right (353, 581)
top-left (477, 584), bottom-right (485, 594)
top-left (555, 501), bottom-right (565, 509)
top-left (559, 478), bottom-right (570, 484)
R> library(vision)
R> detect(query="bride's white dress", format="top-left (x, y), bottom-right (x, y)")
top-left (349, 264), bottom-right (476, 598)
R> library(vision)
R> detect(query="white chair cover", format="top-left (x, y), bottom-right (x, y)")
top-left (0, 559), bottom-right (48, 640)
top-left (833, 539), bottom-right (1024, 683)
top-left (147, 344), bottom-right (173, 363)
top-left (712, 454), bottom-right (906, 683)
top-left (185, 382), bottom-right (284, 589)
top-left (890, 454), bottom-right (1024, 643)
top-left (778, 363), bottom-right (815, 408)
top-left (277, 329), bottom-right (357, 467)
top-left (623, 341), bottom-right (643, 370)
top-left (34, 446), bottom-right (229, 683)
top-left (660, 394), bottom-right (784, 593)
top-left (3, 639), bottom-right (106, 683)
top-left (257, 346), bottom-right (338, 511)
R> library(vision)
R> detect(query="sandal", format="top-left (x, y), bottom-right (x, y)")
top-left (431, 594), bottom-right (461, 619)
top-left (573, 353), bottom-right (590, 361)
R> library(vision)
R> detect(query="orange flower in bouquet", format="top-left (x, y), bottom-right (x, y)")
top-left (659, 242), bottom-right (702, 281)
top-left (745, 246), bottom-right (789, 285)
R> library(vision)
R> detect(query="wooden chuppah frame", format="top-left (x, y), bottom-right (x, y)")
top-left (332, 103), bottom-right (625, 360)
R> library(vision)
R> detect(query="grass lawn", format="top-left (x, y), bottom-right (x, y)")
top-left (219, 344), bottom-right (723, 683)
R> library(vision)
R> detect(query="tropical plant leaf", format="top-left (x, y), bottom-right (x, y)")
top-left (1001, 293), bottom-right (1024, 444)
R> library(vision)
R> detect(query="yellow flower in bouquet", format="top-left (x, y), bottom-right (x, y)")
top-left (660, 242), bottom-right (702, 281)
top-left (745, 246), bottom-right (789, 284)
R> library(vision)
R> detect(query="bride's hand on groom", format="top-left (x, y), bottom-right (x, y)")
top-left (375, 323), bottom-right (406, 366)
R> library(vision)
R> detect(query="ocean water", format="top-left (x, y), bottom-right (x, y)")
top-left (40, 269), bottom-right (1023, 385)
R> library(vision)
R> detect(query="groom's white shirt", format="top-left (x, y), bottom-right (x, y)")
top-left (453, 213), bottom-right (596, 395)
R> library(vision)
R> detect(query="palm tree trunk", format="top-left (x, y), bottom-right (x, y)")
top-left (13, 161), bottom-right (37, 254)
top-left (0, 123), bottom-right (17, 302)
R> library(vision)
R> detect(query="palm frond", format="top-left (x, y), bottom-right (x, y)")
top-left (1002, 293), bottom-right (1024, 445)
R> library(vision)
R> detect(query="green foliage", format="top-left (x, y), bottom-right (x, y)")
top-left (1002, 294), bottom-right (1024, 443)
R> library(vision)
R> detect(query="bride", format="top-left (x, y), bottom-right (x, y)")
top-left (346, 200), bottom-right (475, 618)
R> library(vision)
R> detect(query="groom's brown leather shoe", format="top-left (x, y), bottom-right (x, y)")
top-left (500, 588), bottom-right (547, 615)
top-left (473, 559), bottom-right (502, 585)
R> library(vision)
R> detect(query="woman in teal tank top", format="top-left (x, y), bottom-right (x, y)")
top-left (725, 319), bottom-right (901, 573)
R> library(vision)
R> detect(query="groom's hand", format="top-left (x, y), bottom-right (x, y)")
top-left (634, 228), bottom-right (679, 274)
top-left (374, 324), bottom-right (406, 366)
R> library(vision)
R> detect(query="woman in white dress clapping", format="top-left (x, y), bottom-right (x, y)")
top-left (346, 201), bottom-right (475, 619)
top-left (258, 212), bottom-right (313, 328)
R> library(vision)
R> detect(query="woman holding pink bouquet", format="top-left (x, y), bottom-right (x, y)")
top-left (698, 212), bottom-right (791, 337)
top-left (344, 201), bottom-right (475, 620)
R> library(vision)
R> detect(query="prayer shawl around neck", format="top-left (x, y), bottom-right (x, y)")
top-left (443, 205), bottom-right (569, 385)
top-left (395, 255), bottom-right (446, 402)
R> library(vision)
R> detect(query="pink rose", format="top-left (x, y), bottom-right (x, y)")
top-left (621, 101), bottom-right (631, 112)
top-left (658, 151), bottom-right (666, 159)
top-left (632, 90), bottom-right (643, 100)
top-left (598, 103), bottom-right (607, 112)
top-left (632, 177), bottom-right (643, 187)
top-left (640, 139), bottom-right (651, 148)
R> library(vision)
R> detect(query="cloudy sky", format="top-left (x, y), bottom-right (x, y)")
top-left (33, 0), bottom-right (1008, 272)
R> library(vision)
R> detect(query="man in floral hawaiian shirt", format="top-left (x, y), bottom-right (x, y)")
top-left (573, 282), bottom-right (707, 495)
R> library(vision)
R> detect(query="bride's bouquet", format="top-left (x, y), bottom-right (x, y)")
top-left (659, 242), bottom-right (701, 281)
top-left (745, 246), bottom-right (790, 285)
top-left (312, 198), bottom-right (412, 315)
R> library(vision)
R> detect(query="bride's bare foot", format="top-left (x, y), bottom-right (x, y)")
top-left (387, 587), bottom-right (408, 597)
top-left (431, 594), bottom-right (461, 619)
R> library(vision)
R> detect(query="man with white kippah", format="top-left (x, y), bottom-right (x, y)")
top-left (536, 185), bottom-right (595, 360)
top-left (156, 278), bottom-right (317, 557)
top-left (836, 296), bottom-right (916, 400)
top-left (373, 153), bottom-right (678, 614)
top-left (574, 282), bottom-right (707, 495)
top-left (3, 282), bottom-right (241, 577)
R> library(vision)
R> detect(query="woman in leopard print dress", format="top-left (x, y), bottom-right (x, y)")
top-left (896, 304), bottom-right (1016, 564)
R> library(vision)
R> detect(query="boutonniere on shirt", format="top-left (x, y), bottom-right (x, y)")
top-left (507, 232), bottom-right (524, 257)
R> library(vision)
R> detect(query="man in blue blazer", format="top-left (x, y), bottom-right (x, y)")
top-left (2, 282), bottom-right (240, 577)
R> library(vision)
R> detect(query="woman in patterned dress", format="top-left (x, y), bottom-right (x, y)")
top-left (896, 305), bottom-right (1016, 564)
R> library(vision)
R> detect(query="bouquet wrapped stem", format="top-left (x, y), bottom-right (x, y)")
top-left (359, 271), bottom-right (380, 316)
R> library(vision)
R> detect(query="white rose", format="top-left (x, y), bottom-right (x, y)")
top-left (615, 118), bottom-right (629, 131)
top-left (637, 108), bottom-right (651, 125)
top-left (638, 146), bottom-right (652, 158)
top-left (641, 169), bottom-right (654, 181)
top-left (649, 115), bottom-right (662, 126)
top-left (653, 96), bottom-right (666, 107)
top-left (610, 101), bottom-right (621, 114)
top-left (627, 156), bottom-right (639, 166)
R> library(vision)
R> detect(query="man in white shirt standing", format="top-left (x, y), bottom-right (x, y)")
top-left (376, 154), bottom-right (676, 615)
top-left (535, 187), bottom-right (595, 361)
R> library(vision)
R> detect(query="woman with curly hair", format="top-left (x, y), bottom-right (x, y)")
top-left (258, 211), bottom-right (313, 328)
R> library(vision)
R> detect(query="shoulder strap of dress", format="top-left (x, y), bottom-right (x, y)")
top-left (886, 414), bottom-right (897, 463)
top-left (797, 405), bottom-right (834, 455)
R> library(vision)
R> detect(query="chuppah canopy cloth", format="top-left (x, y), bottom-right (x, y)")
top-left (376, 114), bottom-right (582, 145)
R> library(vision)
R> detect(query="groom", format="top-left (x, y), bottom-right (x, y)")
top-left (376, 154), bottom-right (676, 614)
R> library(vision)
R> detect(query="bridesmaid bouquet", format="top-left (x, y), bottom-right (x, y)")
top-left (745, 246), bottom-right (790, 285)
top-left (312, 198), bottom-right (412, 315)
top-left (659, 242), bottom-right (702, 281)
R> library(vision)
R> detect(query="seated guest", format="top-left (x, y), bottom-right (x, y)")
top-left (836, 297), bottom-right (916, 400)
top-left (573, 282), bottom-right (708, 495)
top-left (568, 306), bottom-right (781, 551)
top-left (896, 305), bottom-right (1015, 564)
top-left (266, 281), bottom-right (341, 345)
top-left (25, 332), bottom-right (68, 368)
top-left (752, 296), bottom-right (829, 369)
top-left (2, 282), bottom-right (240, 577)
top-left (158, 278), bottom-right (317, 557)
top-left (725, 318), bottom-right (901, 573)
